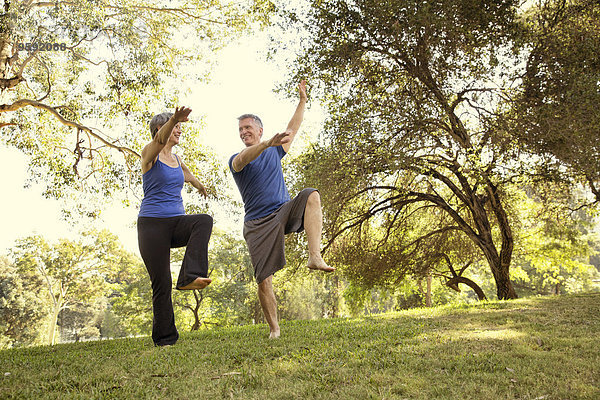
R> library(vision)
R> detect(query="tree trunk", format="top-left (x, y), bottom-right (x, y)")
top-left (485, 181), bottom-right (517, 300)
top-left (48, 304), bottom-right (60, 345)
top-left (491, 260), bottom-right (517, 300)
top-left (417, 279), bottom-right (426, 306)
top-left (0, 30), bottom-right (12, 79)
top-left (446, 276), bottom-right (487, 300)
top-left (0, 16), bottom-right (21, 92)
top-left (478, 237), bottom-right (517, 300)
top-left (190, 290), bottom-right (202, 331)
top-left (426, 275), bottom-right (432, 307)
top-left (46, 287), bottom-right (65, 346)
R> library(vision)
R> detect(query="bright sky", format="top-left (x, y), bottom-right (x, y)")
top-left (0, 31), bottom-right (323, 254)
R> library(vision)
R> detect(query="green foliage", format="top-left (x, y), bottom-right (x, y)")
top-left (0, 0), bottom-right (271, 217)
top-left (8, 230), bottom-right (141, 344)
top-left (274, 0), bottom-right (535, 299)
top-left (274, 270), bottom-right (341, 321)
top-left (12, 232), bottom-right (112, 301)
top-left (109, 261), bottom-right (153, 337)
top-left (178, 132), bottom-right (234, 213)
top-left (510, 0), bottom-right (600, 190)
top-left (509, 182), bottom-right (600, 295)
top-left (342, 273), bottom-right (487, 317)
top-left (0, 257), bottom-right (49, 348)
top-left (57, 299), bottom-right (106, 343)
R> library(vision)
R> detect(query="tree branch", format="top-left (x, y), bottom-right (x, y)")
top-left (31, 2), bottom-right (229, 24)
top-left (0, 98), bottom-right (140, 157)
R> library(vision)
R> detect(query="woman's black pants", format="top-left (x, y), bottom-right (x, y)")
top-left (137, 214), bottom-right (213, 346)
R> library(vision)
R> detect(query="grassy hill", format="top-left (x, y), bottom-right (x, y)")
top-left (1, 293), bottom-right (599, 399)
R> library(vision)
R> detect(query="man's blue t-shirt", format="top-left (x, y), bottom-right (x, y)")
top-left (229, 146), bottom-right (291, 222)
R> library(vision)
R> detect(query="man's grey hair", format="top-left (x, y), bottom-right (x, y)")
top-left (149, 112), bottom-right (173, 138)
top-left (237, 114), bottom-right (263, 129)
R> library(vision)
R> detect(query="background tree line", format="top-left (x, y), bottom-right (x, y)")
top-left (1, 215), bottom-right (597, 348)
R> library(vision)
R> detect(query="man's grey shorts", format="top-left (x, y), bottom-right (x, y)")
top-left (243, 188), bottom-right (317, 283)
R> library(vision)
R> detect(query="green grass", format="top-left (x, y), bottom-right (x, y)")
top-left (1, 293), bottom-right (599, 399)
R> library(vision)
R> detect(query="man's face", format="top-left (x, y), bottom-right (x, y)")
top-left (238, 117), bottom-right (262, 147)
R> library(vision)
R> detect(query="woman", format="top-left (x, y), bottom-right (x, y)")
top-left (137, 106), bottom-right (213, 347)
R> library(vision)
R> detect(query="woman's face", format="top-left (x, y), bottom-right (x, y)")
top-left (167, 123), bottom-right (182, 145)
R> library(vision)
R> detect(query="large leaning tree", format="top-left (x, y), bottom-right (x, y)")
top-left (277, 0), bottom-right (594, 300)
top-left (0, 0), bottom-right (270, 212)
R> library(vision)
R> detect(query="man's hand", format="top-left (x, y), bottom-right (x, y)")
top-left (265, 131), bottom-right (291, 147)
top-left (173, 106), bottom-right (192, 123)
top-left (299, 80), bottom-right (307, 103)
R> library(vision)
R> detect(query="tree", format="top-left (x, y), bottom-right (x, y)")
top-left (109, 260), bottom-right (153, 337)
top-left (0, 0), bottom-right (269, 210)
top-left (0, 256), bottom-right (48, 348)
top-left (509, 182), bottom-right (600, 296)
top-left (10, 230), bottom-right (133, 345)
top-left (57, 299), bottom-right (105, 342)
top-left (309, 185), bottom-right (491, 301)
top-left (277, 0), bottom-right (597, 300)
top-left (172, 231), bottom-right (256, 330)
top-left (509, 0), bottom-right (600, 201)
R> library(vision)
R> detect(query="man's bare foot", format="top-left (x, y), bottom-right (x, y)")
top-left (269, 330), bottom-right (280, 339)
top-left (177, 277), bottom-right (212, 290)
top-left (307, 257), bottom-right (335, 272)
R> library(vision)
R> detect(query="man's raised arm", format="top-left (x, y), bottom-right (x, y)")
top-left (282, 80), bottom-right (308, 154)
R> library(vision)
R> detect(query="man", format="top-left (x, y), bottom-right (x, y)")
top-left (229, 80), bottom-right (335, 338)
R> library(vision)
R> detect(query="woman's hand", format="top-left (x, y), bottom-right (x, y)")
top-left (181, 160), bottom-right (208, 198)
top-left (197, 182), bottom-right (208, 198)
top-left (173, 106), bottom-right (192, 123)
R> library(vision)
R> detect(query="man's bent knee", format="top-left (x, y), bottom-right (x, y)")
top-left (307, 190), bottom-right (321, 207)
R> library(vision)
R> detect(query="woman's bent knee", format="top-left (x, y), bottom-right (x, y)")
top-left (193, 214), bottom-right (213, 226)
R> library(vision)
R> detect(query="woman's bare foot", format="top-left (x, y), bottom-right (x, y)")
top-left (177, 277), bottom-right (212, 290)
top-left (307, 257), bottom-right (335, 272)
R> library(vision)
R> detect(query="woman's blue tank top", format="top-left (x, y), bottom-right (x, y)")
top-left (139, 154), bottom-right (185, 217)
